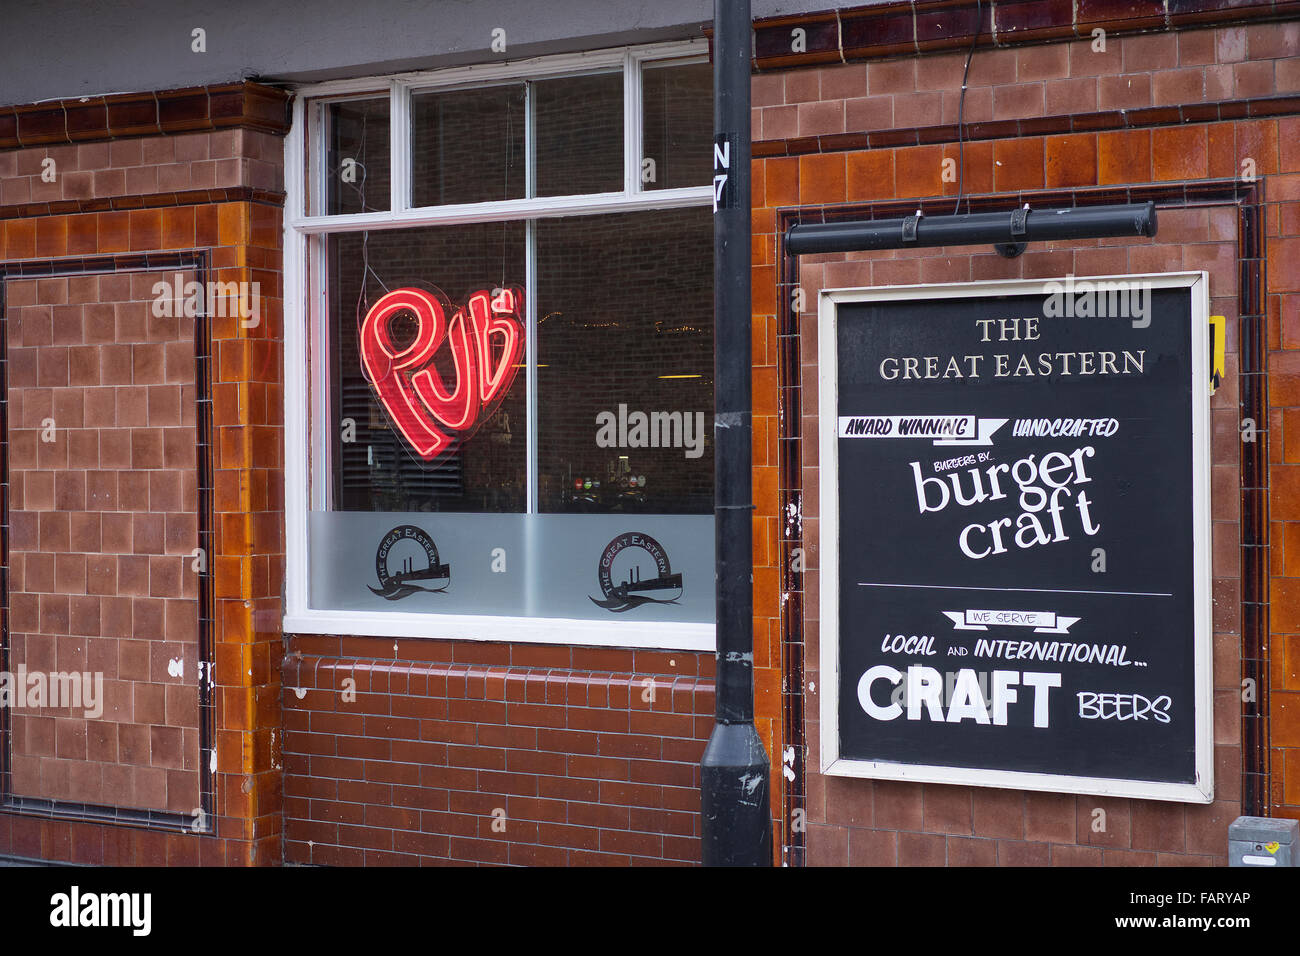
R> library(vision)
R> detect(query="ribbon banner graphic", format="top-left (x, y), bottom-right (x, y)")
top-left (941, 609), bottom-right (1082, 633)
top-left (838, 414), bottom-right (1008, 446)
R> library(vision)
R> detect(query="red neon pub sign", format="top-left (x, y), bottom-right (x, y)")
top-left (360, 286), bottom-right (525, 462)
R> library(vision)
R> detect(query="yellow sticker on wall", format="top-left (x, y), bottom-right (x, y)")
top-left (1209, 314), bottom-right (1226, 395)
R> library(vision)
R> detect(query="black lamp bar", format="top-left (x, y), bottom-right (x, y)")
top-left (785, 201), bottom-right (1157, 255)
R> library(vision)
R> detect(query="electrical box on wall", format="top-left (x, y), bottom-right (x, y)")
top-left (1229, 817), bottom-right (1297, 867)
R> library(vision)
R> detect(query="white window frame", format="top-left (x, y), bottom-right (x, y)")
top-left (282, 40), bottom-right (716, 649)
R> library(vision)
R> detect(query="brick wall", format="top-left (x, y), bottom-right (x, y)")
top-left (0, 83), bottom-right (288, 864)
top-left (794, 220), bottom-right (1245, 865)
top-left (7, 269), bottom-right (202, 814)
top-left (750, 20), bottom-right (1300, 864)
top-left (281, 638), bottom-right (714, 865)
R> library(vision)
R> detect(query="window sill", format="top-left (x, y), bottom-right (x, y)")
top-left (282, 608), bottom-right (715, 651)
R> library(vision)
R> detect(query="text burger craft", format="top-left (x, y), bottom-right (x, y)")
top-left (359, 285), bottom-right (524, 599)
top-left (820, 275), bottom-right (1212, 802)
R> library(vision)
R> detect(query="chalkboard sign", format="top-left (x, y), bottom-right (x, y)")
top-left (818, 274), bottom-right (1213, 803)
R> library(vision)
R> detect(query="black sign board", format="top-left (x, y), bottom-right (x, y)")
top-left (819, 275), bottom-right (1212, 802)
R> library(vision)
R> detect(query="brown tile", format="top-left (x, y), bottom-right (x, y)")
top-left (195, 205), bottom-right (220, 246)
top-left (923, 783), bottom-right (973, 834)
top-left (947, 835), bottom-right (997, 866)
top-left (106, 92), bottom-right (160, 137)
top-left (161, 206), bottom-right (196, 248)
top-left (1045, 133), bottom-right (1098, 187)
top-left (98, 429), bottom-right (131, 468)
top-left (1024, 791), bottom-right (1076, 843)
top-left (61, 214), bottom-right (98, 257)
top-left (1052, 844), bottom-right (1103, 866)
top-left (132, 344), bottom-right (166, 384)
top-left (847, 827), bottom-right (897, 866)
top-left (86, 556), bottom-right (117, 596)
top-left (100, 345), bottom-right (133, 385)
top-left (994, 83), bottom-right (1044, 121)
top-left (119, 471), bottom-right (151, 511)
top-left (54, 471), bottom-right (86, 510)
top-left (1131, 800), bottom-right (1187, 852)
top-left (115, 388), bottom-right (148, 427)
top-left (846, 149), bottom-right (895, 202)
top-left (54, 553), bottom-right (87, 594)
top-left (133, 513), bottom-right (166, 555)
top-left (102, 512), bottom-right (133, 552)
top-left (895, 144), bottom-right (944, 197)
top-left (1098, 128), bottom-right (1151, 184)
top-left (69, 513), bottom-right (102, 553)
top-left (97, 210), bottom-right (129, 253)
top-left (1153, 67), bottom-right (1207, 107)
top-left (1152, 125), bottom-right (1209, 180)
top-left (898, 831), bottom-right (946, 866)
top-left (993, 137), bottom-right (1045, 190)
top-left (1121, 31), bottom-right (1179, 72)
top-left (1099, 73), bottom-right (1152, 111)
top-left (798, 152), bottom-right (846, 204)
top-left (873, 779), bottom-right (923, 830)
top-left (117, 554), bottom-right (150, 596)
top-left (128, 209), bottom-right (162, 252)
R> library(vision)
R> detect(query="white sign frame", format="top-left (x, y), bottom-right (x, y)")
top-left (818, 273), bottom-right (1214, 803)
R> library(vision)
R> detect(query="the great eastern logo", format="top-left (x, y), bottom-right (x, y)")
top-left (369, 525), bottom-right (451, 600)
top-left (590, 532), bottom-right (683, 612)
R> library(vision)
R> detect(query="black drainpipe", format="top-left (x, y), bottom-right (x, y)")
top-left (700, 0), bottom-right (773, 867)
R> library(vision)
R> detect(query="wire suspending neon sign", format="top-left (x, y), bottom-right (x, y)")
top-left (360, 286), bottom-right (525, 462)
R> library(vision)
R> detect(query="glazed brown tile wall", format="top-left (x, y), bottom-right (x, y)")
top-left (788, 220), bottom-right (1245, 866)
top-left (0, 82), bottom-right (290, 150)
top-left (6, 270), bottom-right (202, 815)
top-left (750, 16), bottom-right (1298, 864)
top-left (0, 80), bottom-right (287, 864)
top-left (0, 130), bottom-right (284, 208)
top-left (743, 0), bottom-right (1300, 69)
top-left (751, 24), bottom-right (1300, 144)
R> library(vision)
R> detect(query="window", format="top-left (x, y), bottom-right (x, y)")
top-left (284, 42), bottom-right (717, 648)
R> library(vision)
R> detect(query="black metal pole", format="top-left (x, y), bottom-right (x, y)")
top-left (700, 0), bottom-right (772, 867)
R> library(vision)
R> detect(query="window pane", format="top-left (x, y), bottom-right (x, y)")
top-left (641, 62), bottom-right (713, 190)
top-left (533, 72), bottom-right (623, 196)
top-left (536, 207), bottom-right (714, 514)
top-left (327, 223), bottom-right (527, 512)
top-left (411, 84), bottom-right (526, 207)
top-left (325, 97), bottom-right (391, 214)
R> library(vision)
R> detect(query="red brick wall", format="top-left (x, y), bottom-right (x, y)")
top-left (750, 20), bottom-right (1300, 864)
top-left (281, 638), bottom-right (713, 865)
